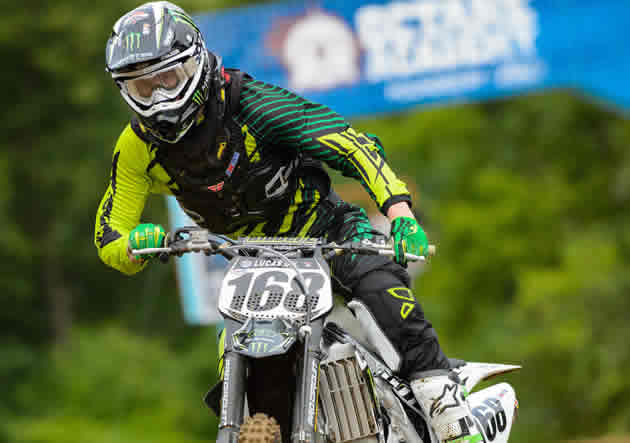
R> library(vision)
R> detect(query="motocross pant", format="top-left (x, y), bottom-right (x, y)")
top-left (216, 195), bottom-right (451, 379)
top-left (319, 196), bottom-right (451, 378)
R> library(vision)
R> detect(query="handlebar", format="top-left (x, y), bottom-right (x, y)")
top-left (130, 227), bottom-right (436, 263)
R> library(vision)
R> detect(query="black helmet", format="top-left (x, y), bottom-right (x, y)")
top-left (106, 2), bottom-right (222, 143)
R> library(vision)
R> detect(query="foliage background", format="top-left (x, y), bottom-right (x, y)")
top-left (3, 1), bottom-right (629, 442)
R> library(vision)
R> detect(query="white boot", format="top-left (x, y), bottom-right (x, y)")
top-left (411, 374), bottom-right (483, 443)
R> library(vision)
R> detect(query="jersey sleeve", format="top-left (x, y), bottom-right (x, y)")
top-left (94, 124), bottom-right (152, 275)
top-left (235, 79), bottom-right (412, 214)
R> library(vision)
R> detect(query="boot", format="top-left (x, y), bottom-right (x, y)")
top-left (410, 373), bottom-right (484, 443)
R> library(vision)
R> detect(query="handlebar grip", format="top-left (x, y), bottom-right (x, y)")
top-left (130, 247), bottom-right (171, 255)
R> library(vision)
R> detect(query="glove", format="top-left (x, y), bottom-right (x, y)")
top-left (390, 216), bottom-right (429, 267)
top-left (128, 223), bottom-right (166, 261)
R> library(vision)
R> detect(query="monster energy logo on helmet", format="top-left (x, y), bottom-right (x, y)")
top-left (125, 32), bottom-right (142, 51)
top-left (167, 8), bottom-right (199, 30)
top-left (192, 90), bottom-right (204, 105)
top-left (106, 1), bottom-right (201, 71)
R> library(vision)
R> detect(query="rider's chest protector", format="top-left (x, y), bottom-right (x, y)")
top-left (132, 83), bottom-right (300, 232)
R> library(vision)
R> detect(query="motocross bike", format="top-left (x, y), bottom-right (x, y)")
top-left (132, 227), bottom-right (520, 443)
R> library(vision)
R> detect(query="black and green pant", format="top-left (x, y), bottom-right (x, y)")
top-left (318, 196), bottom-right (451, 378)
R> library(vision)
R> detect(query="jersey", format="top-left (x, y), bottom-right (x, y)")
top-left (95, 74), bottom-right (412, 275)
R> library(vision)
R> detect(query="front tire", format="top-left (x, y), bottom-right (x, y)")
top-left (238, 413), bottom-right (282, 443)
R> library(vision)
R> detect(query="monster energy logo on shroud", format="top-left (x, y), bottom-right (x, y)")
top-left (192, 90), bottom-right (204, 105)
top-left (125, 32), bottom-right (142, 51)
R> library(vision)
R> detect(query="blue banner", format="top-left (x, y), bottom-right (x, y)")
top-left (173, 0), bottom-right (630, 324)
top-left (195, 0), bottom-right (630, 115)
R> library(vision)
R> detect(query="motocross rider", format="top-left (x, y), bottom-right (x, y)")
top-left (95, 3), bottom-right (482, 442)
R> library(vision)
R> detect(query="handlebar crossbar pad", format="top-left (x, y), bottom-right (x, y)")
top-left (238, 236), bottom-right (320, 247)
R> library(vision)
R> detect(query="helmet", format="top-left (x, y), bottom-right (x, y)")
top-left (106, 2), bottom-right (222, 143)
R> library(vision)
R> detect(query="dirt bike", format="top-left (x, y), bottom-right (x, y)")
top-left (132, 227), bottom-right (520, 443)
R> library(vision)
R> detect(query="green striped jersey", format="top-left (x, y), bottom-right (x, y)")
top-left (94, 75), bottom-right (411, 275)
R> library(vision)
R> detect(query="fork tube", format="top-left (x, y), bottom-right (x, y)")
top-left (292, 320), bottom-right (324, 443)
top-left (216, 333), bottom-right (249, 443)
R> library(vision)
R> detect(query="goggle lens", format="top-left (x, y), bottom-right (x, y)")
top-left (123, 57), bottom-right (199, 105)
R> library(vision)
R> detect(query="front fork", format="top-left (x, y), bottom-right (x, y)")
top-left (216, 320), bottom-right (249, 443)
top-left (291, 319), bottom-right (325, 443)
top-left (215, 319), bottom-right (325, 443)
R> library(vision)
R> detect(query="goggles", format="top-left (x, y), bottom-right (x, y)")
top-left (121, 56), bottom-right (199, 107)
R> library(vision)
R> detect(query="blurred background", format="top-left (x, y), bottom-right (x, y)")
top-left (3, 0), bottom-right (630, 442)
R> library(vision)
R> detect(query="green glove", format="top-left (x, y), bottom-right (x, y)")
top-left (128, 223), bottom-right (166, 261)
top-left (390, 216), bottom-right (429, 267)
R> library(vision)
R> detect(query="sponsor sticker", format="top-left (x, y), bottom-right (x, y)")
top-left (207, 181), bottom-right (224, 192)
top-left (124, 11), bottom-right (149, 26)
top-left (164, 29), bottom-right (175, 46)
top-left (220, 358), bottom-right (231, 423)
top-left (235, 258), bottom-right (318, 269)
top-left (307, 359), bottom-right (319, 426)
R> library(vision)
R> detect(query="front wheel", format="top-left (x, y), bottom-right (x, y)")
top-left (238, 413), bottom-right (282, 443)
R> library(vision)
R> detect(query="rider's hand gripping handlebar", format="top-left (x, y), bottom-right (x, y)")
top-left (130, 227), bottom-right (436, 263)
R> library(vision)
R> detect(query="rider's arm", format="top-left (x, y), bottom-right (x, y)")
top-left (94, 124), bottom-right (152, 275)
top-left (236, 79), bottom-right (411, 215)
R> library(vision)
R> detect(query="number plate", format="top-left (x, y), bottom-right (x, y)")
top-left (218, 257), bottom-right (333, 322)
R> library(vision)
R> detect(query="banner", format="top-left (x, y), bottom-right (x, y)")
top-left (195, 0), bottom-right (630, 115)
top-left (172, 0), bottom-right (630, 324)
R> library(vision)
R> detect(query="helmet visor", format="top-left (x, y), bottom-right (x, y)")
top-left (123, 57), bottom-right (199, 107)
